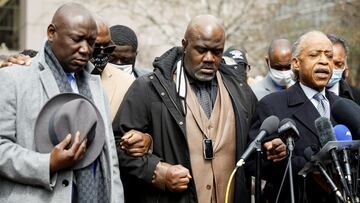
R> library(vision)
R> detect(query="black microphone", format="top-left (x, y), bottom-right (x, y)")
top-left (278, 118), bottom-right (300, 149)
top-left (332, 98), bottom-right (360, 139)
top-left (278, 118), bottom-right (299, 203)
top-left (303, 146), bottom-right (344, 202)
top-left (315, 117), bottom-right (352, 200)
top-left (237, 115), bottom-right (280, 167)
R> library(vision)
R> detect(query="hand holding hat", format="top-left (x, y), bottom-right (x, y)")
top-left (50, 131), bottom-right (87, 173)
top-left (35, 93), bottom-right (105, 173)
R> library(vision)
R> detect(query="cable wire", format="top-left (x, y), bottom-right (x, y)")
top-left (275, 150), bottom-right (293, 203)
top-left (225, 160), bottom-right (243, 203)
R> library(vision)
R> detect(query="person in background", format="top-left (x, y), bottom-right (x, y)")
top-left (90, 16), bottom-right (152, 157)
top-left (109, 25), bottom-right (150, 78)
top-left (250, 39), bottom-right (294, 100)
top-left (223, 46), bottom-right (250, 83)
top-left (326, 34), bottom-right (360, 105)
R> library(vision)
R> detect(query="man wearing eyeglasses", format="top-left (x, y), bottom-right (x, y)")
top-left (250, 39), bottom-right (294, 100)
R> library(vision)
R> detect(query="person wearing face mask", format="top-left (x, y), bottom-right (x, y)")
top-left (90, 17), bottom-right (134, 121)
top-left (109, 25), bottom-right (150, 78)
top-left (90, 17), bottom-right (153, 160)
top-left (326, 34), bottom-right (360, 105)
top-left (251, 39), bottom-right (294, 100)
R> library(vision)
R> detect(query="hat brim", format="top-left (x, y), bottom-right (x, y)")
top-left (34, 93), bottom-right (105, 170)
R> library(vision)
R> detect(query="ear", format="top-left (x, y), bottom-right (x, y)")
top-left (182, 39), bottom-right (188, 52)
top-left (47, 24), bottom-right (56, 42)
top-left (292, 57), bottom-right (300, 73)
top-left (265, 56), bottom-right (270, 68)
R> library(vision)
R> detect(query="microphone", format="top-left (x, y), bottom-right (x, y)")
top-left (334, 124), bottom-right (353, 195)
top-left (278, 118), bottom-right (300, 149)
top-left (278, 118), bottom-right (299, 203)
top-left (303, 146), bottom-right (344, 202)
top-left (315, 117), bottom-right (352, 200)
top-left (237, 115), bottom-right (279, 167)
top-left (334, 124), bottom-right (352, 141)
top-left (304, 146), bottom-right (344, 202)
top-left (332, 98), bottom-right (360, 139)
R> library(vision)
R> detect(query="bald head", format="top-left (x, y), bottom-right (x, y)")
top-left (47, 3), bottom-right (98, 73)
top-left (267, 39), bottom-right (292, 71)
top-left (268, 39), bottom-right (291, 57)
top-left (184, 15), bottom-right (225, 42)
top-left (93, 16), bottom-right (111, 44)
top-left (182, 15), bottom-right (225, 82)
top-left (51, 3), bottom-right (96, 31)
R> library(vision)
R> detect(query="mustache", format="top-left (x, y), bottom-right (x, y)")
top-left (198, 64), bottom-right (216, 69)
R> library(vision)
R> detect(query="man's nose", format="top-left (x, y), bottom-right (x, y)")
top-left (318, 53), bottom-right (330, 64)
top-left (79, 41), bottom-right (92, 56)
top-left (203, 51), bottom-right (215, 62)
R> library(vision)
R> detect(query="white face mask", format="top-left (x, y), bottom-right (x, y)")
top-left (269, 68), bottom-right (294, 87)
top-left (327, 68), bottom-right (344, 88)
top-left (110, 63), bottom-right (133, 74)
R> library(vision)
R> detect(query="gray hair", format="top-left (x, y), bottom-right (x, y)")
top-left (291, 30), bottom-right (327, 80)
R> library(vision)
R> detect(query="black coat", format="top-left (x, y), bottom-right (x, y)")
top-left (339, 79), bottom-right (360, 105)
top-left (246, 82), bottom-right (340, 203)
top-left (113, 47), bottom-right (257, 203)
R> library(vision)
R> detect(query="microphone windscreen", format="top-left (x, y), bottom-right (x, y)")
top-left (332, 98), bottom-right (360, 139)
top-left (279, 118), bottom-right (296, 127)
top-left (260, 115), bottom-right (280, 135)
top-left (304, 147), bottom-right (313, 161)
top-left (315, 117), bottom-right (336, 147)
top-left (278, 118), bottom-right (300, 141)
top-left (334, 124), bottom-right (352, 141)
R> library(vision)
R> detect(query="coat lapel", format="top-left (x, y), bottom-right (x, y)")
top-left (38, 61), bottom-right (60, 99)
top-left (101, 66), bottom-right (116, 105)
top-left (288, 83), bottom-right (319, 136)
top-left (263, 74), bottom-right (278, 93)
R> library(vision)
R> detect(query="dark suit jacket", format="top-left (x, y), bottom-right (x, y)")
top-left (339, 79), bottom-right (360, 105)
top-left (246, 82), bottom-right (340, 203)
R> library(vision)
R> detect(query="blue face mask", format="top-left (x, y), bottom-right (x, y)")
top-left (327, 68), bottom-right (344, 88)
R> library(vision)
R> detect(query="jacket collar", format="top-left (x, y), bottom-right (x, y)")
top-left (35, 42), bottom-right (95, 99)
top-left (339, 79), bottom-right (355, 100)
top-left (288, 82), bottom-right (338, 136)
top-left (153, 47), bottom-right (183, 81)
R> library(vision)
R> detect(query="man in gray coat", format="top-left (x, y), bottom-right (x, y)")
top-left (0, 3), bottom-right (123, 203)
top-left (251, 39), bottom-right (294, 100)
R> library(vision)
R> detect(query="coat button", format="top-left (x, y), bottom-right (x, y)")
top-left (161, 92), bottom-right (165, 96)
top-left (206, 184), bottom-right (211, 190)
top-left (234, 66), bottom-right (238, 69)
top-left (62, 179), bottom-right (69, 187)
top-left (239, 83), bottom-right (243, 86)
top-left (149, 76), bottom-right (154, 79)
top-left (179, 121), bottom-right (183, 125)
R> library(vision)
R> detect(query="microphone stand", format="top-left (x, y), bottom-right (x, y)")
top-left (287, 137), bottom-right (295, 203)
top-left (255, 139), bottom-right (262, 203)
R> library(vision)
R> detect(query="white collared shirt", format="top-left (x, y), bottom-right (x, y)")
top-left (300, 82), bottom-right (330, 118)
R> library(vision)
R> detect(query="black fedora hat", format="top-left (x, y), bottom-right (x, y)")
top-left (34, 93), bottom-right (105, 169)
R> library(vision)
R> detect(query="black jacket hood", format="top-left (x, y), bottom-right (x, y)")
top-left (152, 47), bottom-right (183, 80)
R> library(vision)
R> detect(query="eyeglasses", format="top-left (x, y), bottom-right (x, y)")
top-left (93, 44), bottom-right (116, 55)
